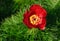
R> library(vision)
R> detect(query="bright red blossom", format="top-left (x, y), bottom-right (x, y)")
top-left (23, 4), bottom-right (47, 30)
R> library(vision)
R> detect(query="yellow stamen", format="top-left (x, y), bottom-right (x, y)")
top-left (30, 14), bottom-right (40, 25)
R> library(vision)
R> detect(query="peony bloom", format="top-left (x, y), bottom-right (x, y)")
top-left (23, 4), bottom-right (47, 30)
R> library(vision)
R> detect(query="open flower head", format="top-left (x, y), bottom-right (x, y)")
top-left (23, 4), bottom-right (47, 30)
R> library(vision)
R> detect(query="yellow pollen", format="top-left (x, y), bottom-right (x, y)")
top-left (30, 14), bottom-right (40, 25)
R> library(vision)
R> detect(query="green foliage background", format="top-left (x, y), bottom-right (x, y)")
top-left (0, 0), bottom-right (60, 41)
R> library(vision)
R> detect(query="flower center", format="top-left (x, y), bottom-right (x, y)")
top-left (30, 14), bottom-right (40, 25)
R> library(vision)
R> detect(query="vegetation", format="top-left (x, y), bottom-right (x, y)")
top-left (0, 0), bottom-right (60, 41)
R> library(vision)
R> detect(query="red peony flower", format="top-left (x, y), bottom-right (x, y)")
top-left (23, 4), bottom-right (47, 30)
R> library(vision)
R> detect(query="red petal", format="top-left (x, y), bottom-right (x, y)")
top-left (30, 4), bottom-right (47, 17)
top-left (38, 18), bottom-right (46, 30)
top-left (23, 10), bottom-right (37, 28)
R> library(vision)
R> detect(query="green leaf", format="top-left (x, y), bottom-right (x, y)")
top-left (40, 0), bottom-right (60, 10)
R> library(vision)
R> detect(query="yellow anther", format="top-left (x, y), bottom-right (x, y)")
top-left (30, 14), bottom-right (40, 25)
